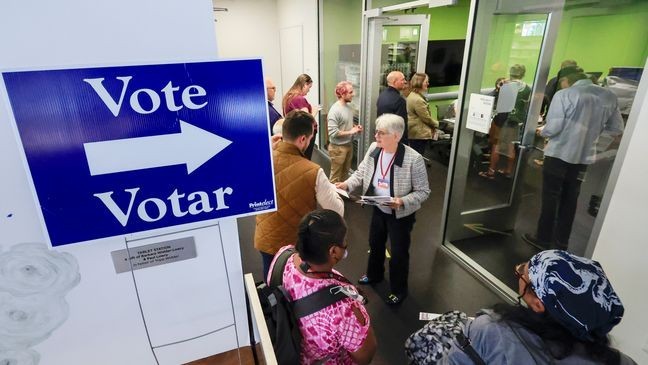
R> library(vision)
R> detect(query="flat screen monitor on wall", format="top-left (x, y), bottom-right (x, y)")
top-left (608, 67), bottom-right (643, 82)
top-left (425, 39), bottom-right (465, 87)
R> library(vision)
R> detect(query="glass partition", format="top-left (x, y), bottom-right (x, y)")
top-left (461, 14), bottom-right (547, 212)
top-left (320, 0), bottom-right (363, 168)
top-left (442, 0), bottom-right (648, 298)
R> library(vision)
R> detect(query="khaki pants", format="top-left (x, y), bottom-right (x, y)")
top-left (328, 142), bottom-right (353, 183)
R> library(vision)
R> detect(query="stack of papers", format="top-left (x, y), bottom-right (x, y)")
top-left (358, 195), bottom-right (393, 206)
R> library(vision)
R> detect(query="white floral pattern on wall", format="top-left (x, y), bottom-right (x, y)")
top-left (0, 243), bottom-right (80, 365)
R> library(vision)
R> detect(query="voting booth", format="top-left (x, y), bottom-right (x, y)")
top-left (0, 1), bottom-right (274, 364)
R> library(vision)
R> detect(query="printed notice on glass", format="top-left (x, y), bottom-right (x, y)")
top-left (111, 237), bottom-right (197, 273)
top-left (466, 93), bottom-right (495, 134)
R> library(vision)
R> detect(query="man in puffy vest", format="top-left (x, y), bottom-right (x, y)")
top-left (255, 110), bottom-right (344, 278)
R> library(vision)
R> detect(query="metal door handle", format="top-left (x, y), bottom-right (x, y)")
top-left (518, 143), bottom-right (544, 153)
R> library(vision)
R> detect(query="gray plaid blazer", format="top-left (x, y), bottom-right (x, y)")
top-left (345, 142), bottom-right (430, 218)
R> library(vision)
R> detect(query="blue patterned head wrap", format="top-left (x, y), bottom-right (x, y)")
top-left (528, 250), bottom-right (624, 341)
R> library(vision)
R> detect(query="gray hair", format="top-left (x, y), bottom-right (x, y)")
top-left (376, 113), bottom-right (404, 140)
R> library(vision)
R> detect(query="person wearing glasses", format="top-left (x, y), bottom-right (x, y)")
top-left (336, 113), bottom-right (430, 305)
top-left (269, 209), bottom-right (377, 365)
top-left (265, 78), bottom-right (282, 132)
top-left (406, 250), bottom-right (636, 364)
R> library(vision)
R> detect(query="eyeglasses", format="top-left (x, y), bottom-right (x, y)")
top-left (514, 262), bottom-right (533, 294)
top-left (375, 130), bottom-right (391, 137)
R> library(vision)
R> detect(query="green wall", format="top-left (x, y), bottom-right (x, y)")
top-left (479, 3), bottom-right (648, 88)
top-left (321, 0), bottom-right (363, 110)
top-left (550, 2), bottom-right (648, 78)
top-left (320, 0), bottom-right (648, 118)
top-left (481, 14), bottom-right (547, 88)
top-left (384, 1), bottom-right (470, 110)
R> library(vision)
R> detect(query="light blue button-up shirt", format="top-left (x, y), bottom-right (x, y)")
top-left (542, 79), bottom-right (624, 165)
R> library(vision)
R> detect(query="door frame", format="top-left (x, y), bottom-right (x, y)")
top-left (440, 0), bottom-right (566, 301)
top-left (358, 10), bottom-right (429, 159)
top-left (443, 1), bottom-right (564, 243)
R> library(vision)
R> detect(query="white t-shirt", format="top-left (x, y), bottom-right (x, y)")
top-left (372, 150), bottom-right (394, 214)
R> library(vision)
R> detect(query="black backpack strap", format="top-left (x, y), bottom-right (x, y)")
top-left (292, 284), bottom-right (348, 318)
top-left (455, 332), bottom-right (486, 365)
top-left (269, 247), bottom-right (296, 287)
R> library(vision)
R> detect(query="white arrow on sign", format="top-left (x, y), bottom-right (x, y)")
top-left (83, 120), bottom-right (232, 176)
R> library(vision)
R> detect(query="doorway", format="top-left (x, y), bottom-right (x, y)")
top-left (441, 0), bottom-right (646, 300)
top-left (358, 12), bottom-right (429, 158)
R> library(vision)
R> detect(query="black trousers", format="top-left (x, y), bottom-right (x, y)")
top-left (305, 129), bottom-right (317, 160)
top-left (367, 207), bottom-right (416, 295)
top-left (536, 156), bottom-right (587, 247)
top-left (409, 139), bottom-right (427, 157)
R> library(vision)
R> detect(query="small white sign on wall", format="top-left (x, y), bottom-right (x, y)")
top-left (466, 93), bottom-right (495, 134)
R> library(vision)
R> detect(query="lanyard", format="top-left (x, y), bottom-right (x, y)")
top-left (379, 150), bottom-right (396, 180)
top-left (300, 261), bottom-right (352, 284)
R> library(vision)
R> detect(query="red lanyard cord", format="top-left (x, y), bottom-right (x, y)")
top-left (379, 150), bottom-right (396, 180)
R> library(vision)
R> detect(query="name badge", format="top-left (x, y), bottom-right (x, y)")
top-left (377, 178), bottom-right (390, 189)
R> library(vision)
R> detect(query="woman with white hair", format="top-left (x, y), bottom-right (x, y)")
top-left (336, 113), bottom-right (430, 305)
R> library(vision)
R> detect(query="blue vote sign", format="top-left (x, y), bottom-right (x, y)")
top-left (3, 60), bottom-right (276, 246)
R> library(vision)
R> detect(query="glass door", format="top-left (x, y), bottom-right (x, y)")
top-left (358, 12), bottom-right (429, 158)
top-left (442, 0), bottom-right (565, 299)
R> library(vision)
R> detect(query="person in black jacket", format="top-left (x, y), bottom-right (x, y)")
top-left (377, 71), bottom-right (409, 145)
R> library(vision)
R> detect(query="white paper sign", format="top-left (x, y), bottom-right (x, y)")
top-left (466, 93), bottom-right (495, 134)
top-left (495, 82), bottom-right (518, 113)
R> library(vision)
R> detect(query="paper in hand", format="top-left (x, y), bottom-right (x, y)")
top-left (358, 195), bottom-right (393, 206)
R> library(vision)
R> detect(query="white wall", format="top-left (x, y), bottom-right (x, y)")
top-left (277, 0), bottom-right (320, 109)
top-left (213, 0), bottom-right (283, 99)
top-left (592, 58), bottom-right (648, 363)
top-left (212, 0), bottom-right (320, 111)
top-left (0, 1), bottom-right (251, 363)
top-left (0, 0), bottom-right (217, 245)
top-left (212, 0), bottom-right (320, 144)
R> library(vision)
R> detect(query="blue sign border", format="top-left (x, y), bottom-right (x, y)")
top-left (2, 60), bottom-right (276, 246)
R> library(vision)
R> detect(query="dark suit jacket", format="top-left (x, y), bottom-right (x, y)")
top-left (377, 86), bottom-right (408, 143)
top-left (267, 100), bottom-right (282, 132)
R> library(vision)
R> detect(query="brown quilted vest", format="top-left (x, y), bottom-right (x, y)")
top-left (254, 141), bottom-right (319, 254)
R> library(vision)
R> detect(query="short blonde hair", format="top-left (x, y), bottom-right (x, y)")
top-left (409, 73), bottom-right (428, 93)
